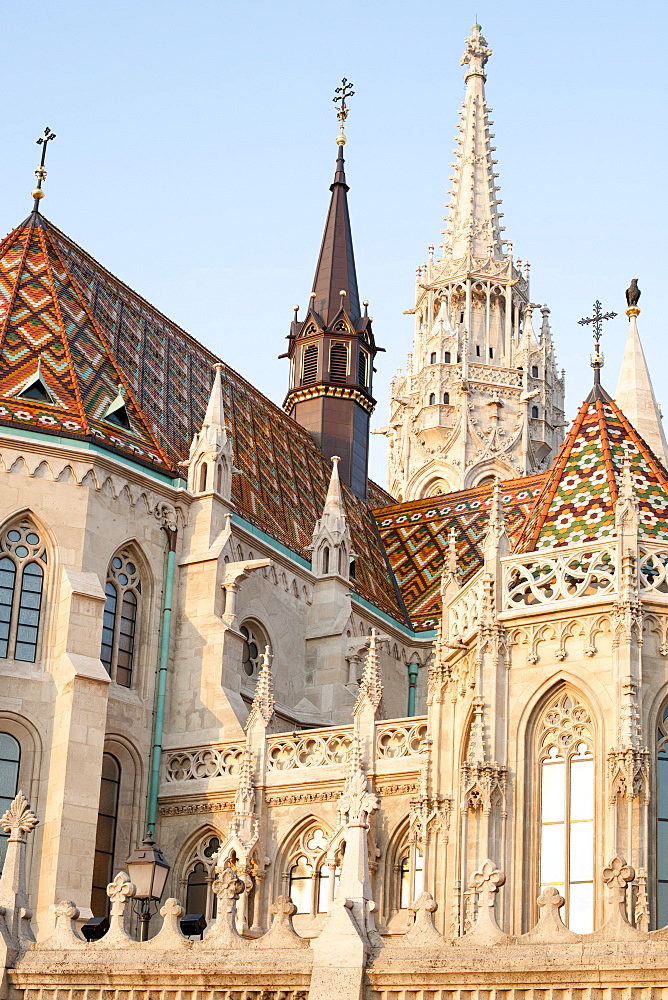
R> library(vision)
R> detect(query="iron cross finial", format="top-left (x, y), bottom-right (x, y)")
top-left (578, 300), bottom-right (617, 384)
top-left (333, 79), bottom-right (354, 145)
top-left (32, 127), bottom-right (57, 213)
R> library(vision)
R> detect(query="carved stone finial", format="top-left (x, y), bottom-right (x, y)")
top-left (402, 891), bottom-right (443, 946)
top-left (469, 859), bottom-right (505, 904)
top-left (525, 885), bottom-right (578, 941)
top-left (202, 867), bottom-right (245, 949)
top-left (1, 791), bottom-right (38, 841)
top-left (254, 894), bottom-right (308, 949)
top-left (337, 759), bottom-right (379, 827)
top-left (107, 871), bottom-right (136, 916)
top-left (245, 646), bottom-right (274, 731)
top-left (353, 628), bottom-right (383, 715)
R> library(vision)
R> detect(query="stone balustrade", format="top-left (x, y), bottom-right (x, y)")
top-left (501, 541), bottom-right (617, 613)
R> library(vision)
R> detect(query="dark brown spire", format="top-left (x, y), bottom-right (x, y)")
top-left (310, 142), bottom-right (361, 326)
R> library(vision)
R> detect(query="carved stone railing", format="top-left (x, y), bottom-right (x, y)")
top-left (448, 577), bottom-right (484, 641)
top-left (164, 743), bottom-right (245, 782)
top-left (468, 364), bottom-right (523, 388)
top-left (502, 542), bottom-right (616, 612)
top-left (266, 725), bottom-right (354, 771)
top-left (639, 544), bottom-right (668, 599)
top-left (376, 718), bottom-right (428, 759)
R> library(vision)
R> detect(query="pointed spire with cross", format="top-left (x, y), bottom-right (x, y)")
top-left (578, 300), bottom-right (618, 385)
top-left (32, 127), bottom-right (56, 213)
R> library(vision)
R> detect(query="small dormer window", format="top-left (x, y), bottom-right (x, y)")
top-left (444, 351), bottom-right (451, 363)
top-left (443, 392), bottom-right (450, 404)
top-left (532, 365), bottom-right (539, 378)
top-left (16, 362), bottom-right (55, 405)
top-left (531, 405), bottom-right (539, 419)
top-left (428, 393), bottom-right (436, 406)
top-left (430, 352), bottom-right (437, 365)
top-left (103, 387), bottom-right (131, 430)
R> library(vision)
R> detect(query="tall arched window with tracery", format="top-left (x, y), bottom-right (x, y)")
top-left (0, 519), bottom-right (47, 663)
top-left (183, 833), bottom-right (222, 924)
top-left (91, 752), bottom-right (120, 917)
top-left (657, 705), bottom-right (668, 926)
top-left (100, 550), bottom-right (141, 688)
top-left (285, 823), bottom-right (341, 918)
top-left (0, 733), bottom-right (20, 870)
top-left (537, 690), bottom-right (594, 933)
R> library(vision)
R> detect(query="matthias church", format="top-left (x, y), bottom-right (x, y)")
top-left (1, 24), bottom-right (668, 1000)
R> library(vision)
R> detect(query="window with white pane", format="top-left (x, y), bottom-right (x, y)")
top-left (399, 844), bottom-right (424, 909)
top-left (0, 519), bottom-right (47, 663)
top-left (657, 706), bottom-right (668, 927)
top-left (286, 823), bottom-right (340, 917)
top-left (538, 691), bottom-right (594, 933)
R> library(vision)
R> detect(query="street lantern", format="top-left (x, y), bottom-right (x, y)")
top-left (126, 834), bottom-right (170, 940)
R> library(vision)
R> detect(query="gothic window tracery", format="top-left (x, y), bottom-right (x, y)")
top-left (0, 519), bottom-right (47, 663)
top-left (240, 620), bottom-right (270, 680)
top-left (285, 823), bottom-right (340, 916)
top-left (184, 834), bottom-right (222, 923)
top-left (100, 550), bottom-right (141, 688)
top-left (537, 690), bottom-right (594, 933)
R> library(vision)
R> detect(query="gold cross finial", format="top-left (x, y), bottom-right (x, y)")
top-left (32, 127), bottom-right (56, 212)
top-left (333, 78), bottom-right (354, 146)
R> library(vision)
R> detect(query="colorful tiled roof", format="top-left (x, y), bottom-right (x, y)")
top-left (518, 385), bottom-right (668, 552)
top-left (373, 474), bottom-right (548, 630)
top-left (0, 214), bottom-right (407, 626)
top-left (0, 214), bottom-right (174, 473)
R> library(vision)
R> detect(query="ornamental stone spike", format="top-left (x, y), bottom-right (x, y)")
top-left (245, 644), bottom-right (275, 733)
top-left (0, 791), bottom-right (38, 950)
top-left (353, 628), bottom-right (383, 716)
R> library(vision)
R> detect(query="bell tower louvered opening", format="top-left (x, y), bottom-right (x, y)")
top-left (301, 344), bottom-right (318, 385)
top-left (329, 342), bottom-right (348, 384)
top-left (358, 349), bottom-right (368, 387)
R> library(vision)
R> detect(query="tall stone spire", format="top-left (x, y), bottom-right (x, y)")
top-left (282, 86), bottom-right (382, 500)
top-left (379, 26), bottom-right (565, 501)
top-left (444, 25), bottom-right (503, 260)
top-left (615, 306), bottom-right (668, 467)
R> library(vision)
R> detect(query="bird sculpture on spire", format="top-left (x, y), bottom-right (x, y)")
top-left (626, 279), bottom-right (641, 309)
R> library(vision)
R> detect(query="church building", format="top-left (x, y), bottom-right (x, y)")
top-left (2, 23), bottom-right (668, 1000)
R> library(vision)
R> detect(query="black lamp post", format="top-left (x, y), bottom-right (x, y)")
top-left (126, 833), bottom-right (170, 941)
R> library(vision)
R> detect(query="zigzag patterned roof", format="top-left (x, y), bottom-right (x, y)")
top-left (0, 214), bottom-right (174, 473)
top-left (373, 474), bottom-right (547, 630)
top-left (518, 385), bottom-right (668, 551)
top-left (0, 213), bottom-right (407, 625)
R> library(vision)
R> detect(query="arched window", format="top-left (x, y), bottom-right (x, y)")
top-left (537, 691), bottom-right (594, 933)
top-left (240, 620), bottom-right (270, 681)
top-left (286, 824), bottom-right (340, 918)
top-left (329, 342), bottom-right (348, 383)
top-left (301, 344), bottom-right (318, 385)
top-left (398, 845), bottom-right (424, 909)
top-left (199, 463), bottom-right (208, 493)
top-left (0, 519), bottom-right (47, 663)
top-left (0, 733), bottom-right (20, 870)
top-left (657, 706), bottom-right (668, 925)
top-left (444, 351), bottom-right (451, 363)
top-left (184, 834), bottom-right (222, 924)
top-left (443, 392), bottom-right (450, 404)
top-left (428, 393), bottom-right (436, 406)
top-left (100, 550), bottom-right (141, 688)
top-left (322, 545), bottom-right (330, 575)
top-left (531, 405), bottom-right (539, 419)
top-left (91, 753), bottom-right (120, 917)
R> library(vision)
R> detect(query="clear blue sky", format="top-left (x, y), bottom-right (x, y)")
top-left (0, 0), bottom-right (665, 486)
